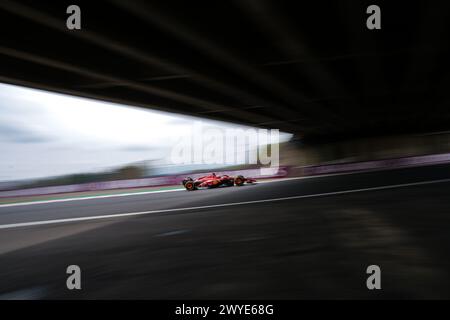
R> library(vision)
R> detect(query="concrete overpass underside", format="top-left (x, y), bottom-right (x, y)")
top-left (1, 0), bottom-right (450, 142)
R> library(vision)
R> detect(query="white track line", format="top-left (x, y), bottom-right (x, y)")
top-left (1, 178), bottom-right (449, 230)
top-left (0, 188), bottom-right (185, 208)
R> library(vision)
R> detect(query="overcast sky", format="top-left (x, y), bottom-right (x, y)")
top-left (0, 83), bottom-right (291, 182)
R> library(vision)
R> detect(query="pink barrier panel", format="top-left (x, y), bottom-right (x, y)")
top-left (0, 167), bottom-right (288, 198)
top-left (2, 151), bottom-right (450, 199)
top-left (7, 150), bottom-right (449, 198)
top-left (302, 153), bottom-right (450, 176)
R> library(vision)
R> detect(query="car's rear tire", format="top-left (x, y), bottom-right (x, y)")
top-left (184, 181), bottom-right (196, 191)
top-left (234, 175), bottom-right (245, 186)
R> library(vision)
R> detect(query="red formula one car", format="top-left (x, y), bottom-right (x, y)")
top-left (182, 173), bottom-right (256, 191)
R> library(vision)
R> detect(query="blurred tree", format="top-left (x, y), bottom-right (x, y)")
top-left (114, 165), bottom-right (144, 179)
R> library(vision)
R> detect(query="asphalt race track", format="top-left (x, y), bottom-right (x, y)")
top-left (2, 164), bottom-right (450, 299)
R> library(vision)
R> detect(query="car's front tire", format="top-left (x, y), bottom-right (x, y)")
top-left (184, 181), bottom-right (196, 191)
